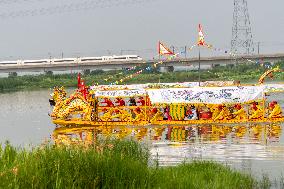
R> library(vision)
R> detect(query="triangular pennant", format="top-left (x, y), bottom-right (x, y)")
top-left (158, 41), bottom-right (174, 55)
top-left (197, 24), bottom-right (206, 46)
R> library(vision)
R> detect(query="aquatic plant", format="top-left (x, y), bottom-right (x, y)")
top-left (0, 140), bottom-right (265, 189)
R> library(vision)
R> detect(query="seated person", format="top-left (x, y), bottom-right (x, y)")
top-left (115, 97), bottom-right (125, 106)
top-left (100, 108), bottom-right (114, 121)
top-left (133, 107), bottom-right (146, 122)
top-left (214, 105), bottom-right (231, 121)
top-left (249, 102), bottom-right (264, 119)
top-left (210, 104), bottom-right (220, 120)
top-left (232, 104), bottom-right (247, 120)
top-left (184, 105), bottom-right (198, 120)
top-left (137, 97), bottom-right (146, 106)
top-left (150, 107), bottom-right (163, 123)
top-left (129, 97), bottom-right (137, 106)
top-left (111, 108), bottom-right (132, 122)
top-left (198, 104), bottom-right (212, 120)
top-left (102, 97), bottom-right (114, 107)
top-left (163, 106), bottom-right (172, 121)
top-left (268, 101), bottom-right (283, 118)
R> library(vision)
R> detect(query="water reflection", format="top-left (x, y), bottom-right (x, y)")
top-left (52, 124), bottom-right (283, 162)
top-left (53, 124), bottom-right (282, 145)
top-left (52, 124), bottom-right (284, 179)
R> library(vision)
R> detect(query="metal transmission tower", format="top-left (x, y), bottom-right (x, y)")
top-left (231, 0), bottom-right (254, 55)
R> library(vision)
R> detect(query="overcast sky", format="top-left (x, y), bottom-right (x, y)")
top-left (0, 0), bottom-right (283, 60)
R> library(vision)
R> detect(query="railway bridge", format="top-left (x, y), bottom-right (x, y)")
top-left (0, 53), bottom-right (283, 74)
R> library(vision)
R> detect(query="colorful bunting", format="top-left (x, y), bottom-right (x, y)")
top-left (101, 24), bottom-right (268, 86)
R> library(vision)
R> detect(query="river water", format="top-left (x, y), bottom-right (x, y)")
top-left (0, 89), bottom-right (284, 183)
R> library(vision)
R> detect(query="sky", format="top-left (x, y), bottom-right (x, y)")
top-left (0, 0), bottom-right (284, 60)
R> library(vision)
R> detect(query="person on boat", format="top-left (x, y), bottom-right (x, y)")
top-left (129, 97), bottom-right (137, 106)
top-left (102, 97), bottom-right (114, 107)
top-left (110, 109), bottom-right (121, 121)
top-left (268, 101), bottom-right (283, 118)
top-left (232, 104), bottom-right (247, 120)
top-left (115, 97), bottom-right (125, 106)
top-left (150, 107), bottom-right (163, 123)
top-left (198, 104), bottom-right (212, 120)
top-left (110, 108), bottom-right (131, 122)
top-left (163, 106), bottom-right (172, 121)
top-left (100, 108), bottom-right (114, 121)
top-left (133, 107), bottom-right (145, 122)
top-left (249, 102), bottom-right (264, 119)
top-left (119, 108), bottom-right (132, 121)
top-left (210, 104), bottom-right (220, 120)
top-left (137, 96), bottom-right (145, 106)
top-left (184, 105), bottom-right (198, 120)
top-left (213, 105), bottom-right (227, 121)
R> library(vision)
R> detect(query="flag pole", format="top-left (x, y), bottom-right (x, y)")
top-left (198, 47), bottom-right (201, 86)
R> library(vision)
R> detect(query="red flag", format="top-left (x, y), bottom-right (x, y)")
top-left (77, 73), bottom-right (81, 89)
top-left (158, 41), bottom-right (174, 55)
top-left (198, 24), bottom-right (205, 46)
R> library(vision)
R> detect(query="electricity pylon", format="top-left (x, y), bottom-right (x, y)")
top-left (231, 0), bottom-right (254, 55)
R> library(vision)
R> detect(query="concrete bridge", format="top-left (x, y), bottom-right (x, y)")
top-left (0, 53), bottom-right (283, 74)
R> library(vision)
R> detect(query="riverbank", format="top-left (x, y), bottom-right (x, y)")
top-left (0, 140), bottom-right (269, 189)
top-left (0, 61), bottom-right (283, 92)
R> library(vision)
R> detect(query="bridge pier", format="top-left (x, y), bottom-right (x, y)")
top-left (158, 66), bottom-right (174, 73)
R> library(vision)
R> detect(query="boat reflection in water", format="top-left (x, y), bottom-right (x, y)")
top-left (52, 124), bottom-right (282, 146)
top-left (53, 124), bottom-right (284, 179)
top-left (53, 124), bottom-right (284, 158)
top-left (52, 123), bottom-right (284, 177)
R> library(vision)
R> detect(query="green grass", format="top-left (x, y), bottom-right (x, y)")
top-left (0, 61), bottom-right (283, 93)
top-left (0, 140), bottom-right (267, 189)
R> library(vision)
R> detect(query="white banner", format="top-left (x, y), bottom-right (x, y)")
top-left (92, 83), bottom-right (283, 103)
top-left (90, 81), bottom-right (236, 91)
top-left (147, 86), bottom-right (265, 104)
top-left (90, 82), bottom-right (199, 90)
top-left (95, 89), bottom-right (146, 98)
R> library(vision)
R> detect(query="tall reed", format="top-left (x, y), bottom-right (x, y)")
top-left (0, 140), bottom-right (263, 189)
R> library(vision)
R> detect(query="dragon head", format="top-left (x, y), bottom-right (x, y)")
top-left (49, 86), bottom-right (67, 106)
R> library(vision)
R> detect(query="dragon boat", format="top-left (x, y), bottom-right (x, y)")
top-left (49, 67), bottom-right (284, 128)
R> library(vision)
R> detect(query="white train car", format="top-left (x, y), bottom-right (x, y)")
top-left (78, 55), bottom-right (142, 63)
top-left (0, 55), bottom-right (143, 66)
top-left (0, 60), bottom-right (22, 66)
top-left (23, 59), bottom-right (50, 65)
top-left (52, 58), bottom-right (77, 64)
top-left (103, 55), bottom-right (142, 62)
top-left (79, 57), bottom-right (104, 62)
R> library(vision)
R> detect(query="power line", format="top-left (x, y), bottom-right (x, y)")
top-left (0, 0), bottom-right (155, 19)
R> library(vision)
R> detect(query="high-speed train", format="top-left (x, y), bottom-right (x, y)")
top-left (0, 55), bottom-right (143, 66)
